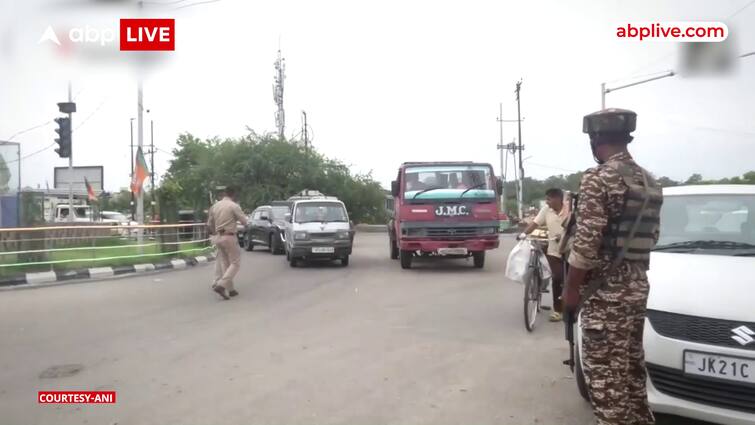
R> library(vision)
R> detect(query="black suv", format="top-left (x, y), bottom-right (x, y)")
top-left (242, 203), bottom-right (290, 254)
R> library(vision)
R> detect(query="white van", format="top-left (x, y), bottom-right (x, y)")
top-left (283, 198), bottom-right (353, 267)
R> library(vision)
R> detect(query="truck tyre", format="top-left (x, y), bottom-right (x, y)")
top-left (287, 250), bottom-right (297, 267)
top-left (340, 255), bottom-right (350, 267)
top-left (400, 250), bottom-right (412, 269)
top-left (575, 343), bottom-right (590, 401)
top-left (389, 237), bottom-right (399, 260)
top-left (244, 232), bottom-right (254, 252)
top-left (473, 251), bottom-right (485, 268)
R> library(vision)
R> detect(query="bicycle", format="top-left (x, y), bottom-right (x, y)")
top-left (522, 236), bottom-right (551, 332)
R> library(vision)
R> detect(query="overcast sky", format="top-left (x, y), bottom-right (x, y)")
top-left (1, 0), bottom-right (754, 193)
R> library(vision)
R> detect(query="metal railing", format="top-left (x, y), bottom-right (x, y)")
top-left (0, 222), bottom-right (213, 275)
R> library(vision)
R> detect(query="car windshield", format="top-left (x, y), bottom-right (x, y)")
top-left (654, 194), bottom-right (755, 255)
top-left (271, 206), bottom-right (289, 220)
top-left (403, 165), bottom-right (493, 199)
top-left (294, 203), bottom-right (348, 223)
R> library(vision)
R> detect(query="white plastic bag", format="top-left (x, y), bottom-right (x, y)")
top-left (538, 250), bottom-right (552, 280)
top-left (505, 240), bottom-right (532, 282)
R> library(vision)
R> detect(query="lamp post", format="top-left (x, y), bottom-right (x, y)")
top-left (601, 71), bottom-right (675, 109)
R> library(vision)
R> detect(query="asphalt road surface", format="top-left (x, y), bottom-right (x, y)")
top-left (0, 233), bottom-right (711, 425)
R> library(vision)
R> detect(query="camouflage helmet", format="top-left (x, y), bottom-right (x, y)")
top-left (582, 108), bottom-right (637, 135)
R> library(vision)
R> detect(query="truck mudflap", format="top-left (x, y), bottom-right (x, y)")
top-left (398, 238), bottom-right (499, 253)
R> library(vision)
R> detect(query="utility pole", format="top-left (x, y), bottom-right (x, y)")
top-left (302, 111), bottom-right (309, 152)
top-left (273, 49), bottom-right (286, 141)
top-left (150, 119), bottom-right (155, 220)
top-left (129, 118), bottom-right (135, 221)
top-left (496, 103), bottom-right (520, 215)
top-left (136, 80), bottom-right (144, 246)
top-left (515, 80), bottom-right (524, 220)
top-left (67, 82), bottom-right (74, 222)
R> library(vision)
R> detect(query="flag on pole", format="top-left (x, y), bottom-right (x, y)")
top-left (131, 146), bottom-right (150, 195)
top-left (84, 177), bottom-right (97, 201)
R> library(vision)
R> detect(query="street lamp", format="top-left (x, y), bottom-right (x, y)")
top-left (601, 70), bottom-right (675, 109)
top-left (601, 50), bottom-right (754, 109)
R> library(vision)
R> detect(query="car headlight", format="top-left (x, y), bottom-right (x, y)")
top-left (479, 227), bottom-right (497, 235)
top-left (294, 231), bottom-right (309, 240)
top-left (336, 230), bottom-right (350, 239)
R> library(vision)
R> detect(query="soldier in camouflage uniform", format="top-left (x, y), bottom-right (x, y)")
top-left (562, 108), bottom-right (663, 425)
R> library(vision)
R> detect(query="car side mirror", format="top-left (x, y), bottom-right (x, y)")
top-left (260, 215), bottom-right (269, 221)
top-left (285, 213), bottom-right (292, 222)
top-left (496, 178), bottom-right (503, 195)
top-left (391, 180), bottom-right (400, 197)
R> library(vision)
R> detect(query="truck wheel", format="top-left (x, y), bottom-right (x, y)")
top-left (575, 342), bottom-right (590, 401)
top-left (389, 237), bottom-right (399, 260)
top-left (340, 255), bottom-right (350, 267)
top-left (473, 251), bottom-right (485, 268)
top-left (244, 233), bottom-right (254, 252)
top-left (400, 250), bottom-right (412, 269)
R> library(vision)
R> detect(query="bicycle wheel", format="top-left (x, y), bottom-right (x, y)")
top-left (523, 270), bottom-right (541, 332)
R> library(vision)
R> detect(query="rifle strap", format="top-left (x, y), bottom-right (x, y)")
top-left (577, 169), bottom-right (651, 309)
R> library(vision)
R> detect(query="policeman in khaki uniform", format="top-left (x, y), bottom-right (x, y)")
top-left (562, 109), bottom-right (663, 425)
top-left (208, 186), bottom-right (247, 300)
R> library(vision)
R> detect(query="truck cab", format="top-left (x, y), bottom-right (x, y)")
top-left (388, 162), bottom-right (503, 269)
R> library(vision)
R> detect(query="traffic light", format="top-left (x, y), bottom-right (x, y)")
top-left (54, 117), bottom-right (71, 158)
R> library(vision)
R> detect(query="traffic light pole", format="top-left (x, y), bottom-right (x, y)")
top-left (67, 82), bottom-right (74, 223)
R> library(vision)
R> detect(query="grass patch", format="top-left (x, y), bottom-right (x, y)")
top-left (0, 238), bottom-right (212, 278)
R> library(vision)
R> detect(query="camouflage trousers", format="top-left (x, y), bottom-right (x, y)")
top-left (581, 296), bottom-right (654, 425)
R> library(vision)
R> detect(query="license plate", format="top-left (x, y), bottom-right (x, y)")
top-left (683, 350), bottom-right (755, 385)
top-left (437, 247), bottom-right (468, 256)
top-left (311, 247), bottom-right (335, 254)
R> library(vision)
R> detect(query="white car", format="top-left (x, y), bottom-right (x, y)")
top-left (283, 198), bottom-right (353, 267)
top-left (575, 185), bottom-right (755, 425)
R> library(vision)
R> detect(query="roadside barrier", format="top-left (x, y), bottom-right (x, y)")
top-left (0, 223), bottom-right (213, 274)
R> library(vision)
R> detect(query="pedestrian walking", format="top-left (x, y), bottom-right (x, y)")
top-left (207, 186), bottom-right (247, 300)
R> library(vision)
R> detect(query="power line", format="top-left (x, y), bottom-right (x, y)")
top-left (142, 0), bottom-right (191, 5)
top-left (5, 143), bottom-right (56, 164)
top-left (74, 96), bottom-right (109, 131)
top-left (7, 120), bottom-right (53, 141)
top-left (174, 0), bottom-right (222, 10)
top-left (622, 1), bottom-right (755, 78)
top-left (727, 0), bottom-right (755, 19)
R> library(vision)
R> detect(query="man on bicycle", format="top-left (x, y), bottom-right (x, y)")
top-left (517, 188), bottom-right (567, 322)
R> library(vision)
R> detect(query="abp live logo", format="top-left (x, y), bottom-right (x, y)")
top-left (120, 19), bottom-right (175, 51)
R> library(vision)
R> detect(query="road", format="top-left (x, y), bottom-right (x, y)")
top-left (0, 233), bottom-right (708, 425)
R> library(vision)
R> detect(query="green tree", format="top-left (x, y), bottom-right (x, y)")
top-left (161, 132), bottom-right (388, 224)
top-left (656, 176), bottom-right (679, 187)
top-left (685, 173), bottom-right (703, 185)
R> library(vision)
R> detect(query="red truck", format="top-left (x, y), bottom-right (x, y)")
top-left (388, 162), bottom-right (503, 269)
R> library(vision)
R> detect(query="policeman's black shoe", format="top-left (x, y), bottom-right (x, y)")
top-left (228, 290), bottom-right (239, 298)
top-left (541, 305), bottom-right (552, 311)
top-left (213, 285), bottom-right (229, 300)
